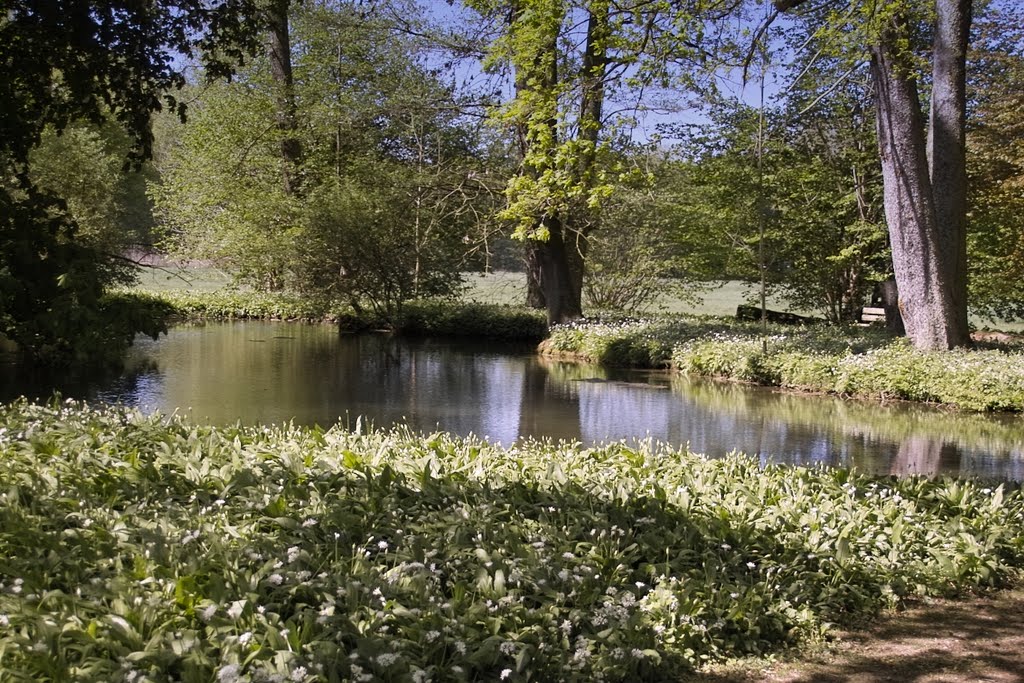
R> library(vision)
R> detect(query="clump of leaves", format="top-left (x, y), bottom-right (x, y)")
top-left (2, 400), bottom-right (1024, 681)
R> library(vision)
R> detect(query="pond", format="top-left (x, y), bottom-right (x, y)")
top-left (6, 320), bottom-right (1024, 480)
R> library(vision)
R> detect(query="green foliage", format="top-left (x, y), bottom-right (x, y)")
top-left (966, 3), bottom-right (1024, 321)
top-left (2, 400), bottom-right (1024, 680)
top-left (295, 176), bottom-right (470, 321)
top-left (668, 88), bottom-right (888, 323)
top-left (546, 317), bottom-right (723, 367)
top-left (546, 317), bottom-right (1024, 412)
top-left (129, 288), bottom-right (548, 341)
top-left (154, 1), bottom-right (497, 310)
top-left (583, 157), bottom-right (710, 313)
top-left (674, 332), bottom-right (1024, 412)
top-left (0, 190), bottom-right (163, 368)
top-left (131, 289), bottom-right (337, 322)
top-left (395, 301), bottom-right (548, 341)
top-left (0, 0), bottom-right (260, 171)
top-left (152, 77), bottom-right (300, 289)
top-left (0, 0), bottom-right (261, 366)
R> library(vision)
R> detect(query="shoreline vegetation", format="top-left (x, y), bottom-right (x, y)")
top-left (124, 284), bottom-right (1024, 413)
top-left (1, 400), bottom-right (1023, 681)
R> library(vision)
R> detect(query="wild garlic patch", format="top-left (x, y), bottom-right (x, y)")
top-left (1, 399), bottom-right (1023, 681)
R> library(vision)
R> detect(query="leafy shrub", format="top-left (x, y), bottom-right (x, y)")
top-left (134, 289), bottom-right (340, 322)
top-left (546, 317), bottom-right (1024, 412)
top-left (1, 401), bottom-right (1023, 681)
top-left (396, 301), bottom-right (547, 341)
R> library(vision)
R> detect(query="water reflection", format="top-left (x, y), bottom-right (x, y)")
top-left (27, 321), bottom-right (1024, 480)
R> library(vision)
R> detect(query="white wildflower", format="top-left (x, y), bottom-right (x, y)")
top-left (217, 664), bottom-right (241, 682)
top-left (227, 600), bottom-right (245, 620)
top-left (290, 665), bottom-right (307, 681)
top-left (500, 669), bottom-right (512, 680)
top-left (376, 653), bottom-right (399, 667)
top-left (200, 604), bottom-right (218, 622)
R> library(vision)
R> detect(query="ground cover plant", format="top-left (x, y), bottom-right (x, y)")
top-left (2, 401), bottom-right (1024, 682)
top-left (125, 289), bottom-right (547, 342)
top-left (546, 318), bottom-right (1024, 412)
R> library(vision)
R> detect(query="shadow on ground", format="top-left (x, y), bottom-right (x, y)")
top-left (687, 588), bottom-right (1024, 682)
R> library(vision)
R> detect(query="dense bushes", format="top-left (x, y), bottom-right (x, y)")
top-left (395, 302), bottom-right (547, 341)
top-left (1, 401), bottom-right (1023, 681)
top-left (135, 289), bottom-right (548, 342)
top-left (147, 289), bottom-right (336, 322)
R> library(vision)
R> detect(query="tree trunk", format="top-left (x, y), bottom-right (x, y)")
top-left (870, 20), bottom-right (968, 350)
top-left (928, 0), bottom-right (972, 343)
top-left (267, 0), bottom-right (301, 196)
top-left (511, 2), bottom-right (583, 325)
top-left (879, 278), bottom-right (905, 336)
top-left (536, 216), bottom-right (583, 325)
top-left (525, 242), bottom-right (546, 309)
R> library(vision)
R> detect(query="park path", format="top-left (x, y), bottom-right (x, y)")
top-left (692, 588), bottom-right (1024, 682)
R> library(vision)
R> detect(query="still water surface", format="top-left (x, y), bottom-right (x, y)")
top-left (17, 320), bottom-right (1024, 480)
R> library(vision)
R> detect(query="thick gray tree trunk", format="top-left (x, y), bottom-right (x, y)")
top-left (928, 0), bottom-right (972, 342)
top-left (869, 1), bottom-right (971, 351)
top-left (776, 0), bottom-right (973, 350)
top-left (537, 216), bottom-right (583, 325)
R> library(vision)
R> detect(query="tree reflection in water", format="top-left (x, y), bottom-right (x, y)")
top-left (51, 321), bottom-right (1024, 481)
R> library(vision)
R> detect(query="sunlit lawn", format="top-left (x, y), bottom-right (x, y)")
top-left (132, 265), bottom-right (1024, 332)
top-left (460, 272), bottom-right (792, 317)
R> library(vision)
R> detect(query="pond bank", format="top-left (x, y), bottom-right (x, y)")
top-left (129, 288), bottom-right (1024, 413)
top-left (543, 319), bottom-right (1024, 413)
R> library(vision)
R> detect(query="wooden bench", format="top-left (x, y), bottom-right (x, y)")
top-left (860, 306), bottom-right (886, 324)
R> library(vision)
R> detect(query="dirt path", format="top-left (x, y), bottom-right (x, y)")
top-left (690, 588), bottom-right (1024, 682)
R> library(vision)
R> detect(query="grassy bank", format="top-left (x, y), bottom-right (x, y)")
top-left (126, 271), bottom-right (1024, 411)
top-left (545, 318), bottom-right (1024, 412)
top-left (2, 401), bottom-right (1024, 681)
top-left (127, 289), bottom-right (547, 342)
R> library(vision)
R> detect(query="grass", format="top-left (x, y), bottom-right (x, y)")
top-left (2, 400), bottom-right (1024, 681)
top-left (134, 262), bottom-right (235, 293)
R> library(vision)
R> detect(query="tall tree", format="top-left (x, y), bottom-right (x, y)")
top-left (466, 0), bottom-right (674, 325)
top-left (155, 0), bottom-right (496, 313)
top-left (775, 0), bottom-right (972, 348)
top-left (266, 0), bottom-right (303, 195)
top-left (1, 0), bottom-right (260, 364)
top-left (870, 0), bottom-right (972, 349)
